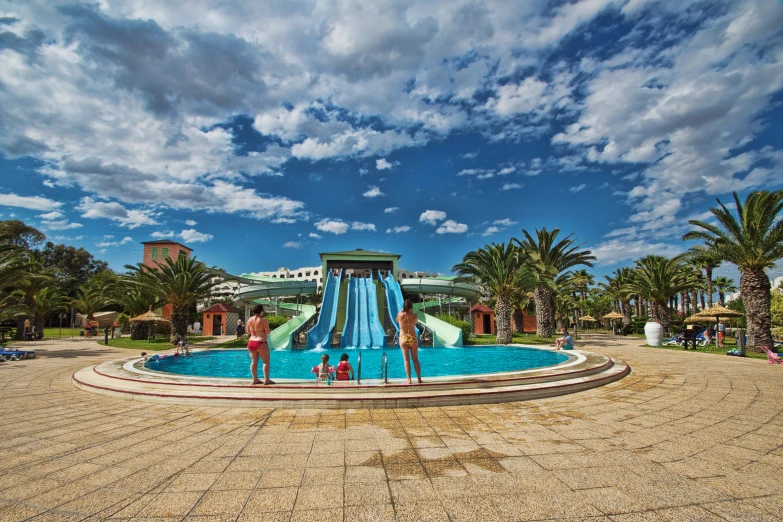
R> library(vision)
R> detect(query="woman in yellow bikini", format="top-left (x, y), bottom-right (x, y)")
top-left (396, 299), bottom-right (422, 384)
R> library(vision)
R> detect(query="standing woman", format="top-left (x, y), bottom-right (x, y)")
top-left (396, 299), bottom-right (422, 384)
top-left (246, 304), bottom-right (274, 385)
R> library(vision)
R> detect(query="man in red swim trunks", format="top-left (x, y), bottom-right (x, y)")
top-left (247, 304), bottom-right (273, 385)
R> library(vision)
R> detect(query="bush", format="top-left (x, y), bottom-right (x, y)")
top-left (435, 314), bottom-right (472, 339)
top-left (117, 313), bottom-right (130, 330)
top-left (628, 316), bottom-right (649, 335)
top-left (266, 314), bottom-right (288, 330)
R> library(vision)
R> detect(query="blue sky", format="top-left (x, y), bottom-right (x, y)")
top-left (0, 0), bottom-right (782, 282)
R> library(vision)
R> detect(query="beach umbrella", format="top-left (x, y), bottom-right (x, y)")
top-left (603, 311), bottom-right (623, 332)
top-left (692, 304), bottom-right (743, 345)
top-left (580, 314), bottom-right (597, 331)
top-left (131, 306), bottom-right (169, 340)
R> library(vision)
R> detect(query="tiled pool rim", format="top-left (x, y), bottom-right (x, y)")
top-left (72, 345), bottom-right (630, 409)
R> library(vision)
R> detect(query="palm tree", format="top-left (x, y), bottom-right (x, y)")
top-left (684, 190), bottom-right (783, 350)
top-left (600, 268), bottom-right (634, 326)
top-left (113, 274), bottom-right (164, 340)
top-left (713, 276), bottom-right (737, 307)
top-left (126, 255), bottom-right (224, 339)
top-left (687, 246), bottom-right (722, 309)
top-left (33, 287), bottom-right (70, 335)
top-left (12, 254), bottom-right (58, 336)
top-left (72, 285), bottom-right (112, 323)
top-left (452, 242), bottom-right (536, 344)
top-left (512, 228), bottom-right (596, 337)
top-left (624, 255), bottom-right (695, 330)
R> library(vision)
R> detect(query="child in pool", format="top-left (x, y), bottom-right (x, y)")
top-left (315, 354), bottom-right (334, 383)
top-left (336, 353), bottom-right (354, 381)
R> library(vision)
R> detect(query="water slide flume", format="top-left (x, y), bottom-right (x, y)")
top-left (341, 277), bottom-right (385, 348)
top-left (307, 269), bottom-right (342, 349)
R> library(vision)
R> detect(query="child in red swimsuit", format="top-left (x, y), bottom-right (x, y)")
top-left (336, 353), bottom-right (354, 380)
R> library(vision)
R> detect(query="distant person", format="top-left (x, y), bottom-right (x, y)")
top-left (396, 299), bottom-right (422, 384)
top-left (23, 318), bottom-right (31, 340)
top-left (716, 321), bottom-right (725, 348)
top-left (247, 304), bottom-right (273, 385)
top-left (336, 353), bottom-right (354, 381)
top-left (314, 353), bottom-right (333, 383)
top-left (112, 320), bottom-right (119, 339)
top-left (556, 328), bottom-right (573, 350)
top-left (220, 322), bottom-right (226, 336)
top-left (84, 319), bottom-right (92, 338)
top-left (193, 320), bottom-right (201, 333)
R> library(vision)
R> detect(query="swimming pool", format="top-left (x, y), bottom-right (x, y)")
top-left (145, 346), bottom-right (569, 380)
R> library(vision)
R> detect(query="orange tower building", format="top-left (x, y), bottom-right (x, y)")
top-left (140, 240), bottom-right (193, 319)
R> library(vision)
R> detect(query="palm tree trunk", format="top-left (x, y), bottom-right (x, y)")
top-left (534, 287), bottom-right (555, 337)
top-left (512, 308), bottom-right (524, 333)
top-left (495, 297), bottom-right (512, 344)
top-left (681, 291), bottom-right (689, 316)
top-left (741, 269), bottom-right (772, 352)
top-left (691, 290), bottom-right (699, 313)
top-left (705, 266), bottom-right (714, 308)
top-left (699, 291), bottom-right (705, 310)
top-left (170, 304), bottom-right (189, 340)
top-left (621, 301), bottom-right (631, 326)
top-left (718, 291), bottom-right (725, 307)
top-left (130, 321), bottom-right (147, 340)
top-left (651, 302), bottom-right (670, 330)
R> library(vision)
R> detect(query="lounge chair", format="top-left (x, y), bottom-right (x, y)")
top-left (0, 350), bottom-right (35, 361)
top-left (760, 346), bottom-right (782, 365)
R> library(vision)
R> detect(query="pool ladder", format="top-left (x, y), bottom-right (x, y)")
top-left (380, 352), bottom-right (388, 384)
top-left (357, 352), bottom-right (362, 384)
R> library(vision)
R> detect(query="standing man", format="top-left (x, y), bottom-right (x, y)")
top-left (23, 317), bottom-right (31, 340)
top-left (716, 321), bottom-right (725, 348)
top-left (246, 304), bottom-right (274, 385)
top-left (396, 299), bottom-right (422, 385)
top-left (236, 318), bottom-right (244, 338)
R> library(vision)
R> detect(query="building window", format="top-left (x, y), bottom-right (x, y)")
top-left (306, 271), bottom-right (311, 277)
top-left (178, 250), bottom-right (187, 258)
top-left (298, 272), bottom-right (303, 277)
top-left (151, 248), bottom-right (158, 260)
top-left (161, 247), bottom-right (169, 259)
top-left (314, 270), bottom-right (319, 275)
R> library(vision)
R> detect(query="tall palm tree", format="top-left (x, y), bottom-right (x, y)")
top-left (12, 254), bottom-right (58, 336)
top-left (126, 255), bottom-right (225, 339)
top-left (600, 267), bottom-right (634, 326)
top-left (72, 285), bottom-right (112, 323)
top-left (713, 276), bottom-right (737, 307)
top-left (687, 246), bottom-right (722, 309)
top-left (624, 255), bottom-right (695, 330)
top-left (684, 190), bottom-right (783, 350)
top-left (512, 228), bottom-right (595, 337)
top-left (452, 242), bottom-right (536, 344)
top-left (33, 287), bottom-right (70, 335)
top-left (113, 274), bottom-right (164, 340)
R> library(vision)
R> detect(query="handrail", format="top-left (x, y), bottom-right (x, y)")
top-left (381, 352), bottom-right (388, 384)
top-left (357, 351), bottom-right (362, 385)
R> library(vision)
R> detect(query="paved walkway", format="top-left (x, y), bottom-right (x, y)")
top-left (1, 337), bottom-right (782, 521)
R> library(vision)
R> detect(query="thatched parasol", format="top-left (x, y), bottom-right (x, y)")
top-left (580, 315), bottom-right (597, 322)
top-left (603, 311), bottom-right (623, 332)
top-left (684, 314), bottom-right (709, 323)
top-left (131, 306), bottom-right (169, 340)
top-left (693, 304), bottom-right (743, 322)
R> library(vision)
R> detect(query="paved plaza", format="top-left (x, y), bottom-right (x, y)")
top-left (1, 337), bottom-right (782, 521)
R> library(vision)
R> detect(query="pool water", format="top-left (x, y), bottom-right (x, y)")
top-left (146, 346), bottom-right (569, 380)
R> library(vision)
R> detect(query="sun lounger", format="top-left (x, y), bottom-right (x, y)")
top-left (0, 350), bottom-right (36, 361)
top-left (760, 346), bottom-right (782, 365)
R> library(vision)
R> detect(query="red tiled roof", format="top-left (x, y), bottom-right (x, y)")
top-left (469, 303), bottom-right (493, 314)
top-left (202, 303), bottom-right (239, 313)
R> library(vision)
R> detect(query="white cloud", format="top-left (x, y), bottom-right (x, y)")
top-left (0, 193), bottom-right (61, 211)
top-left (493, 218), bottom-right (517, 226)
top-left (41, 221), bottom-right (83, 231)
top-left (384, 207), bottom-right (399, 213)
top-left (283, 241), bottom-right (301, 248)
top-left (184, 219), bottom-right (197, 226)
top-left (419, 210), bottom-right (447, 225)
top-left (38, 211), bottom-right (63, 220)
top-left (498, 167), bottom-right (516, 175)
top-left (308, 233), bottom-right (321, 239)
top-left (77, 199), bottom-right (158, 229)
top-left (461, 151), bottom-right (479, 159)
top-left (363, 186), bottom-right (384, 198)
top-left (96, 236), bottom-right (133, 248)
top-left (351, 222), bottom-right (376, 231)
top-left (179, 229), bottom-right (213, 243)
top-left (457, 168), bottom-right (494, 178)
top-left (436, 220), bottom-right (468, 234)
top-left (315, 219), bottom-right (349, 235)
top-left (151, 230), bottom-right (175, 239)
top-left (592, 239), bottom-right (684, 266)
top-left (482, 226), bottom-right (500, 236)
top-left (386, 225), bottom-right (411, 233)
top-left (502, 183), bottom-right (523, 190)
top-left (570, 184), bottom-right (587, 193)
top-left (376, 158), bottom-right (393, 170)
top-left (272, 217), bottom-right (296, 224)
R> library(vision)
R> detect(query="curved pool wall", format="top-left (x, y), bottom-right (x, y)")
top-left (144, 346), bottom-right (570, 380)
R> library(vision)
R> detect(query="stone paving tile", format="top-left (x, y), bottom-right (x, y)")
top-left (2, 339), bottom-right (783, 521)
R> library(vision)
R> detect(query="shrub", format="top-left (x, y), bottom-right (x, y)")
top-left (628, 316), bottom-right (649, 335)
top-left (117, 313), bottom-right (130, 330)
top-left (266, 314), bottom-right (288, 330)
top-left (435, 314), bottom-right (472, 339)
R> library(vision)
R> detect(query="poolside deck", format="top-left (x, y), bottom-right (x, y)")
top-left (1, 337), bottom-right (782, 520)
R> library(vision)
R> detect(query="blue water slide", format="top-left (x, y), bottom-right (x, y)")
top-left (341, 277), bottom-right (358, 348)
top-left (366, 278), bottom-right (386, 348)
top-left (380, 271), bottom-right (419, 340)
top-left (357, 279), bottom-right (371, 348)
top-left (306, 269), bottom-right (342, 349)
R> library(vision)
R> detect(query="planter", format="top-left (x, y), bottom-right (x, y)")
top-left (644, 321), bottom-right (664, 347)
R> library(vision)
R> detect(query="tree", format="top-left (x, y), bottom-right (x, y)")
top-left (72, 273), bottom-right (115, 322)
top-left (512, 228), bottom-right (595, 337)
top-left (452, 242), bottom-right (536, 344)
top-left (600, 268), bottom-right (634, 326)
top-left (37, 242), bottom-right (108, 298)
top-left (713, 276), bottom-right (737, 307)
top-left (623, 255), bottom-right (694, 330)
top-left (12, 253), bottom-right (58, 337)
top-left (113, 274), bottom-right (164, 340)
top-left (770, 288), bottom-right (783, 329)
top-left (126, 255), bottom-right (225, 339)
top-left (33, 287), bottom-right (70, 333)
top-left (687, 246), bottom-right (721, 309)
top-left (684, 190), bottom-right (783, 350)
top-left (0, 220), bottom-right (45, 250)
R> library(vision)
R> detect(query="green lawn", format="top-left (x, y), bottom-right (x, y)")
top-left (214, 338), bottom-right (248, 348)
top-left (98, 334), bottom-right (215, 351)
top-left (641, 337), bottom-right (769, 360)
top-left (465, 333), bottom-right (556, 345)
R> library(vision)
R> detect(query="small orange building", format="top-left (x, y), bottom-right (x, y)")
top-left (141, 240), bottom-right (193, 319)
top-left (202, 303), bottom-right (240, 336)
top-left (470, 303), bottom-right (496, 335)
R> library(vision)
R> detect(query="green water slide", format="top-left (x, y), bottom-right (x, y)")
top-left (414, 310), bottom-right (463, 347)
top-left (266, 304), bottom-right (317, 350)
